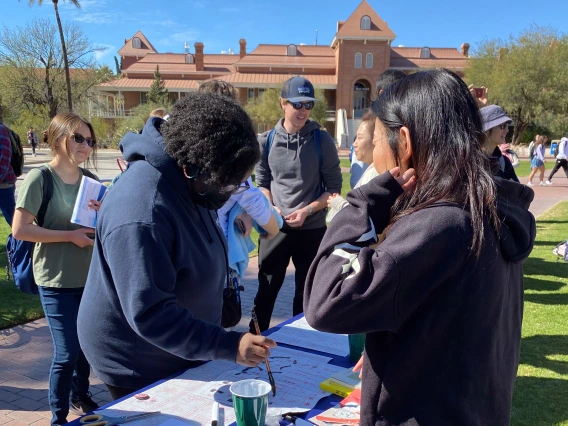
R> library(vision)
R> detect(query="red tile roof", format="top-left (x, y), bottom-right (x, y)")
top-left (124, 62), bottom-right (233, 74)
top-left (249, 44), bottom-right (334, 57)
top-left (137, 53), bottom-right (237, 65)
top-left (118, 31), bottom-right (157, 57)
top-left (97, 77), bottom-right (199, 90)
top-left (334, 0), bottom-right (395, 41)
top-left (213, 72), bottom-right (337, 87)
top-left (236, 55), bottom-right (335, 68)
top-left (390, 47), bottom-right (468, 69)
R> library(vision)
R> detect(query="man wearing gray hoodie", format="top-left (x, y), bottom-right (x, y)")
top-left (250, 76), bottom-right (342, 332)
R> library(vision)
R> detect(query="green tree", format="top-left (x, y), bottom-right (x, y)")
top-left (466, 25), bottom-right (568, 144)
top-left (0, 18), bottom-right (109, 119)
top-left (27, 0), bottom-right (81, 113)
top-left (245, 86), bottom-right (329, 130)
top-left (146, 65), bottom-right (169, 105)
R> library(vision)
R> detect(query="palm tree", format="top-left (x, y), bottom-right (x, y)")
top-left (28, 0), bottom-right (80, 112)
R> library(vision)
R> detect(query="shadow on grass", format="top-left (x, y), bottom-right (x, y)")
top-left (512, 335), bottom-right (568, 425)
top-left (523, 257), bottom-right (567, 277)
top-left (512, 376), bottom-right (568, 426)
top-left (524, 293), bottom-right (568, 305)
top-left (524, 276), bottom-right (566, 292)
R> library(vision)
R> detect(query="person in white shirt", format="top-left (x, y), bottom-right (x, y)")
top-left (528, 135), bottom-right (546, 186)
top-left (545, 132), bottom-right (568, 184)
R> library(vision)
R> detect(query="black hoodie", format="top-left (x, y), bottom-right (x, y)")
top-left (304, 172), bottom-right (535, 425)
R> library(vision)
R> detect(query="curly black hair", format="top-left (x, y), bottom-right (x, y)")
top-left (161, 92), bottom-right (259, 187)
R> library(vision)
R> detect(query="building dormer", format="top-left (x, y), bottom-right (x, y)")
top-left (287, 44), bottom-right (297, 56)
top-left (132, 37), bottom-right (141, 49)
top-left (420, 47), bottom-right (431, 59)
top-left (360, 15), bottom-right (371, 30)
top-left (185, 54), bottom-right (194, 64)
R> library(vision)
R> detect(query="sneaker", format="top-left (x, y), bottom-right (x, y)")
top-left (70, 392), bottom-right (99, 416)
top-left (527, 182), bottom-right (534, 187)
top-left (540, 181), bottom-right (545, 186)
top-left (545, 180), bottom-right (552, 185)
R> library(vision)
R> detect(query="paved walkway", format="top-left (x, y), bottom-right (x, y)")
top-left (0, 149), bottom-right (566, 424)
top-left (0, 258), bottom-right (296, 425)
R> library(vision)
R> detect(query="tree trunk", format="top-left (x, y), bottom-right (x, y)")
top-left (43, 62), bottom-right (57, 119)
top-left (53, 0), bottom-right (73, 112)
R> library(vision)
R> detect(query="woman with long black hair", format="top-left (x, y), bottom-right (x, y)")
top-left (304, 69), bottom-right (535, 425)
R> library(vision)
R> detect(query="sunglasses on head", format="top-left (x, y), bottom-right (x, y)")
top-left (286, 101), bottom-right (315, 111)
top-left (72, 133), bottom-right (96, 148)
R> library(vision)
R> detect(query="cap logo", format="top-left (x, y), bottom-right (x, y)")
top-left (297, 86), bottom-right (311, 95)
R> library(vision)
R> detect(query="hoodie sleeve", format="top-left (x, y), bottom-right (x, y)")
top-left (255, 132), bottom-right (271, 191)
top-left (304, 172), bottom-right (470, 334)
top-left (102, 222), bottom-right (242, 362)
top-left (320, 131), bottom-right (342, 195)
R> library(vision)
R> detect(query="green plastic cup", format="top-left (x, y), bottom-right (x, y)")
top-left (348, 333), bottom-right (366, 363)
top-left (230, 379), bottom-right (271, 426)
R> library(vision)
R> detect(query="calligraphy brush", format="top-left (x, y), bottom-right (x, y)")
top-left (251, 306), bottom-right (276, 396)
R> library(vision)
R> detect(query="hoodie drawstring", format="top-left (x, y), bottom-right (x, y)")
top-left (207, 211), bottom-right (232, 292)
top-left (190, 197), bottom-right (214, 243)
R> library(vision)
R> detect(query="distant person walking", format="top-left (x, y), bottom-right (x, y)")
top-left (528, 135), bottom-right (546, 186)
top-left (545, 132), bottom-right (568, 184)
top-left (27, 126), bottom-right (39, 156)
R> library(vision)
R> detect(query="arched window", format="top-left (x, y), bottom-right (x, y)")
top-left (132, 37), bottom-right (141, 49)
top-left (420, 47), bottom-right (431, 59)
top-left (185, 54), bottom-right (194, 64)
top-left (354, 52), bottom-right (362, 69)
top-left (365, 53), bottom-right (373, 69)
top-left (287, 45), bottom-right (297, 56)
top-left (360, 16), bottom-right (371, 30)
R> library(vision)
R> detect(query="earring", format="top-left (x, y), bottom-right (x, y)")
top-left (183, 165), bottom-right (199, 179)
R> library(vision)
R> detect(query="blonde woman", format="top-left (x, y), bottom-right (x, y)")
top-left (528, 135), bottom-right (546, 186)
top-left (12, 113), bottom-right (101, 425)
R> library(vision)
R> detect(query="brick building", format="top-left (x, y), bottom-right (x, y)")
top-left (92, 0), bottom-right (469, 141)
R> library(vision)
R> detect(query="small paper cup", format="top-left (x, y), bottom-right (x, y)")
top-left (230, 379), bottom-right (271, 426)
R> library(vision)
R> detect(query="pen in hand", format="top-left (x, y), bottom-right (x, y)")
top-left (251, 306), bottom-right (276, 397)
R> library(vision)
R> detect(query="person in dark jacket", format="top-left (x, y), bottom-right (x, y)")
top-left (480, 105), bottom-right (519, 182)
top-left (77, 93), bottom-right (276, 401)
top-left (304, 69), bottom-right (535, 425)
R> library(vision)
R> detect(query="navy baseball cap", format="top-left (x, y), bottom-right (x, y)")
top-left (281, 76), bottom-right (317, 102)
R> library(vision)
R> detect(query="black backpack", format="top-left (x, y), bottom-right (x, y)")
top-left (7, 128), bottom-right (24, 177)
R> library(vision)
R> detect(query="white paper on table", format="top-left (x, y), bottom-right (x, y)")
top-left (70, 176), bottom-right (107, 229)
top-left (268, 317), bottom-right (349, 357)
top-left (95, 346), bottom-right (344, 425)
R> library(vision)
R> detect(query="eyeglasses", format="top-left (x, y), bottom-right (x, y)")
top-left (286, 101), bottom-right (315, 111)
top-left (220, 179), bottom-right (250, 195)
top-left (498, 122), bottom-right (511, 130)
top-left (185, 166), bottom-right (251, 195)
top-left (72, 133), bottom-right (96, 148)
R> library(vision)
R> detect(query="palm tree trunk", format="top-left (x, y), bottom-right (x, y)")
top-left (53, 0), bottom-right (73, 112)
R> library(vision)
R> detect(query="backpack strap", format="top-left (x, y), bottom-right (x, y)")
top-left (80, 167), bottom-right (97, 181)
top-left (37, 166), bottom-right (53, 227)
top-left (265, 129), bottom-right (276, 162)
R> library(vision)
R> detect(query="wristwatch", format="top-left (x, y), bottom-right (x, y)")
top-left (306, 205), bottom-right (314, 216)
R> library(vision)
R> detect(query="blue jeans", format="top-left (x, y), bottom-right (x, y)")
top-left (38, 286), bottom-right (91, 425)
top-left (0, 185), bottom-right (15, 226)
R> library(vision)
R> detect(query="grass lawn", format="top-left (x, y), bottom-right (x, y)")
top-left (0, 218), bottom-right (44, 329)
top-left (511, 201), bottom-right (568, 426)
